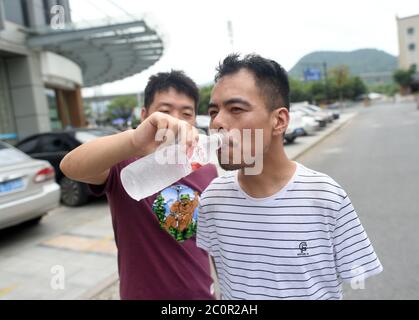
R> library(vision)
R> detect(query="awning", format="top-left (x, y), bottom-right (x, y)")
top-left (26, 16), bottom-right (164, 87)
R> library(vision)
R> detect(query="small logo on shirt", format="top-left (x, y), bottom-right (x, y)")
top-left (298, 242), bottom-right (309, 256)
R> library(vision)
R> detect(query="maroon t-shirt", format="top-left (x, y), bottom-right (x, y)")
top-left (89, 158), bottom-right (218, 300)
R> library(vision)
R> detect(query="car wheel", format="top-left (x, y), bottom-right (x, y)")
top-left (285, 136), bottom-right (296, 144)
top-left (60, 177), bottom-right (89, 207)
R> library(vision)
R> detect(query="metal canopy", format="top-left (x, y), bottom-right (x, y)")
top-left (26, 17), bottom-right (164, 87)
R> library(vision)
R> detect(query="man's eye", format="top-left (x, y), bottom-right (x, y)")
top-left (208, 111), bottom-right (218, 118)
top-left (160, 110), bottom-right (170, 114)
top-left (183, 113), bottom-right (192, 118)
top-left (231, 107), bottom-right (243, 113)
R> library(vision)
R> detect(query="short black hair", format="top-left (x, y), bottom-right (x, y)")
top-left (214, 53), bottom-right (290, 111)
top-left (144, 70), bottom-right (199, 111)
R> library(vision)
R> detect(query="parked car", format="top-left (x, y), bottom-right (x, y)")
top-left (325, 103), bottom-right (341, 119)
top-left (285, 111), bottom-right (305, 143)
top-left (291, 105), bottom-right (328, 128)
top-left (293, 110), bottom-right (320, 135)
top-left (0, 141), bottom-right (60, 230)
top-left (305, 105), bottom-right (334, 122)
top-left (15, 128), bottom-right (119, 207)
top-left (196, 115), bottom-right (211, 135)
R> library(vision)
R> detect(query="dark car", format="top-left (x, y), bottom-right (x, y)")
top-left (15, 128), bottom-right (119, 206)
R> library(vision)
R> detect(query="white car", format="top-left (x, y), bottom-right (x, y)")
top-left (293, 110), bottom-right (320, 135)
top-left (291, 105), bottom-right (328, 128)
top-left (195, 115), bottom-right (211, 134)
top-left (305, 104), bottom-right (334, 122)
top-left (0, 141), bottom-right (60, 230)
top-left (285, 111), bottom-right (305, 143)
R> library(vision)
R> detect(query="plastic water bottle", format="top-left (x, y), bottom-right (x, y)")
top-left (120, 133), bottom-right (224, 201)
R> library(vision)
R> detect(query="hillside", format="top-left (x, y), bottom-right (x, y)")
top-left (289, 49), bottom-right (397, 82)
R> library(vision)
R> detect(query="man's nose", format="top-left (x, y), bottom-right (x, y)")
top-left (170, 110), bottom-right (181, 120)
top-left (210, 111), bottom-right (228, 131)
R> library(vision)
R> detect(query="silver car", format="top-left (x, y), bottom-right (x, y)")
top-left (196, 115), bottom-right (211, 135)
top-left (0, 141), bottom-right (60, 230)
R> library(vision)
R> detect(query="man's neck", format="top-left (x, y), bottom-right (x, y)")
top-left (238, 141), bottom-right (296, 199)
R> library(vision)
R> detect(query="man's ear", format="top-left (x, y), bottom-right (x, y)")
top-left (140, 107), bottom-right (148, 122)
top-left (272, 107), bottom-right (289, 137)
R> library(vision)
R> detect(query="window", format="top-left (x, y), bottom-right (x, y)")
top-left (39, 135), bottom-right (71, 153)
top-left (407, 27), bottom-right (414, 35)
top-left (46, 89), bottom-right (63, 130)
top-left (17, 138), bottom-right (39, 154)
top-left (0, 59), bottom-right (16, 143)
top-left (3, 0), bottom-right (28, 26)
top-left (408, 43), bottom-right (416, 51)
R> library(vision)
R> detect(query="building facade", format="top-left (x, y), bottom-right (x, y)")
top-left (0, 0), bottom-right (163, 141)
top-left (397, 14), bottom-right (419, 70)
top-left (0, 0), bottom-right (83, 141)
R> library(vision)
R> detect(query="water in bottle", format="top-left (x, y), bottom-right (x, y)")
top-left (120, 133), bottom-right (224, 201)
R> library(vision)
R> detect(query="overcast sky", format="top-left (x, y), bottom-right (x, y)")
top-left (69, 0), bottom-right (419, 97)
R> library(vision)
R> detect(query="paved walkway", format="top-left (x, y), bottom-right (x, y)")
top-left (0, 211), bottom-right (117, 299)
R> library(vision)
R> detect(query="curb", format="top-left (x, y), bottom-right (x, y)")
top-left (81, 112), bottom-right (358, 300)
top-left (291, 112), bottom-right (358, 161)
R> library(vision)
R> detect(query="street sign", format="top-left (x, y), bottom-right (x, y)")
top-left (304, 68), bottom-right (322, 81)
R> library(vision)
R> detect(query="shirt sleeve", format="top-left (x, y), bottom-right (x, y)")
top-left (332, 194), bottom-right (383, 284)
top-left (196, 200), bottom-right (212, 254)
top-left (87, 164), bottom-right (118, 197)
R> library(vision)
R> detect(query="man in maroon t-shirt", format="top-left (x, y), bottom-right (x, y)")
top-left (60, 71), bottom-right (217, 299)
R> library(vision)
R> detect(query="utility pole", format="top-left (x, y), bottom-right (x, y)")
top-left (323, 62), bottom-right (329, 103)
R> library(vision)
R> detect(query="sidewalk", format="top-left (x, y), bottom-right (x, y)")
top-left (0, 212), bottom-right (118, 300)
top-left (88, 111), bottom-right (358, 300)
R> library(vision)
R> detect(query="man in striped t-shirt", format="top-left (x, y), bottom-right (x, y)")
top-left (196, 54), bottom-right (383, 300)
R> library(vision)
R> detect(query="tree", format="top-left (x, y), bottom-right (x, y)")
top-left (393, 65), bottom-right (417, 94)
top-left (289, 78), bottom-right (310, 102)
top-left (107, 96), bottom-right (137, 121)
top-left (84, 103), bottom-right (93, 118)
top-left (308, 81), bottom-right (327, 103)
top-left (289, 69), bottom-right (367, 104)
top-left (330, 66), bottom-right (350, 106)
top-left (185, 222), bottom-right (196, 239)
top-left (152, 194), bottom-right (167, 228)
top-left (343, 77), bottom-right (367, 100)
top-left (198, 85), bottom-right (213, 115)
top-left (368, 83), bottom-right (398, 96)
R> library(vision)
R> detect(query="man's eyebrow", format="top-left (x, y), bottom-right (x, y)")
top-left (224, 98), bottom-right (251, 107)
top-left (181, 105), bottom-right (194, 111)
top-left (157, 102), bottom-right (174, 108)
top-left (208, 102), bottom-right (218, 109)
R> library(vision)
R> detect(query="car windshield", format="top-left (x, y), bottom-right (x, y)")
top-left (0, 142), bottom-right (30, 166)
top-left (295, 107), bottom-right (315, 115)
top-left (75, 129), bottom-right (119, 144)
top-left (307, 106), bottom-right (321, 112)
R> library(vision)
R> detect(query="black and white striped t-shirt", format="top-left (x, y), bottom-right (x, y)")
top-left (196, 162), bottom-right (383, 300)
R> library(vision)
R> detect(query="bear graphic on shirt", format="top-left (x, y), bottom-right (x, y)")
top-left (152, 184), bottom-right (200, 242)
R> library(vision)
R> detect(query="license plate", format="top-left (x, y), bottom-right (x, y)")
top-left (0, 178), bottom-right (24, 194)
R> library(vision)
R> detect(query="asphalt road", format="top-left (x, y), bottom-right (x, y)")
top-left (297, 101), bottom-right (419, 299)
